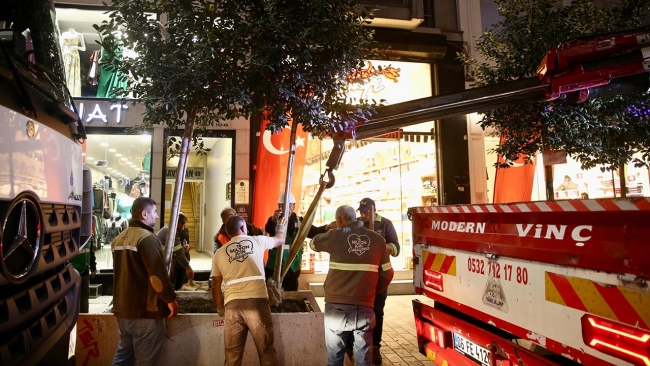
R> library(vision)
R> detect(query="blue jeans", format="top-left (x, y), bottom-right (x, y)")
top-left (112, 318), bottom-right (166, 366)
top-left (325, 303), bottom-right (375, 366)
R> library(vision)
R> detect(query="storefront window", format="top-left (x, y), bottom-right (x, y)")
top-left (534, 153), bottom-right (650, 200)
top-left (485, 135), bottom-right (650, 202)
top-left (301, 130), bottom-right (437, 272)
top-left (54, 6), bottom-right (155, 99)
top-left (298, 59), bottom-right (433, 273)
top-left (83, 133), bottom-right (152, 270)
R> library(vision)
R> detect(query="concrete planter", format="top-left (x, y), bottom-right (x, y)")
top-left (75, 291), bottom-right (326, 366)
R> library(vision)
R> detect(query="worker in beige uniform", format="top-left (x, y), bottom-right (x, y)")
top-left (211, 215), bottom-right (288, 366)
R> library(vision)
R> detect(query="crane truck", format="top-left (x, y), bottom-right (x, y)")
top-left (0, 0), bottom-right (91, 365)
top-left (353, 27), bottom-right (650, 365)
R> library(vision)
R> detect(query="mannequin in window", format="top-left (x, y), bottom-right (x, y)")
top-left (96, 30), bottom-right (127, 98)
top-left (60, 28), bottom-right (86, 97)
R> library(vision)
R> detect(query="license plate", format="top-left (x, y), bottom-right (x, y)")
top-left (453, 333), bottom-right (490, 366)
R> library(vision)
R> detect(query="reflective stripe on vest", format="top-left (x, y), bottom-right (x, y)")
top-left (113, 245), bottom-right (138, 252)
top-left (224, 275), bottom-right (265, 287)
top-left (382, 262), bottom-right (392, 271)
top-left (173, 244), bottom-right (183, 251)
top-left (329, 262), bottom-right (378, 272)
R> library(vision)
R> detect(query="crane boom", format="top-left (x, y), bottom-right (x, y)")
top-left (352, 27), bottom-right (650, 140)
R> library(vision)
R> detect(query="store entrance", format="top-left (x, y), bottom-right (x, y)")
top-left (164, 181), bottom-right (203, 252)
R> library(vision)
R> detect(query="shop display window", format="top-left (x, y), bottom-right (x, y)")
top-left (83, 133), bottom-right (152, 270)
top-left (540, 153), bottom-right (650, 200)
top-left (484, 136), bottom-right (650, 202)
top-left (300, 136), bottom-right (438, 272)
top-left (54, 6), bottom-right (155, 99)
top-left (296, 59), bottom-right (433, 273)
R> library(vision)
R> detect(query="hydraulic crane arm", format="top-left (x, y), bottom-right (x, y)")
top-left (352, 27), bottom-right (650, 140)
top-left (354, 77), bottom-right (545, 140)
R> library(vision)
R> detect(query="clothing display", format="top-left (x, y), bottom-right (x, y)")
top-left (88, 50), bottom-right (101, 86)
top-left (61, 29), bottom-right (85, 97)
top-left (114, 194), bottom-right (135, 219)
top-left (96, 43), bottom-right (127, 98)
top-left (104, 214), bottom-right (128, 245)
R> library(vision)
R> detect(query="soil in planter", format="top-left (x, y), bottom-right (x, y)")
top-left (177, 297), bottom-right (312, 314)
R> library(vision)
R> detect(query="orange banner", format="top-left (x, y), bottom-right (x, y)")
top-left (252, 116), bottom-right (309, 229)
top-left (492, 135), bottom-right (536, 203)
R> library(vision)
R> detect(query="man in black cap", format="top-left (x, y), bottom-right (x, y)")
top-left (357, 197), bottom-right (400, 365)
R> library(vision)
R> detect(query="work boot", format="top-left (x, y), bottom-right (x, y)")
top-left (373, 346), bottom-right (382, 365)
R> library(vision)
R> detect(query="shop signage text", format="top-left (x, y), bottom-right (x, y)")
top-left (166, 167), bottom-right (205, 179)
top-left (77, 102), bottom-right (129, 124)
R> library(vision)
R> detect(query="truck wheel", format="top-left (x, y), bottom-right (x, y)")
top-left (0, 193), bottom-right (44, 284)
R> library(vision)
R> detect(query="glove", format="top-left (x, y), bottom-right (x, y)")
top-left (275, 216), bottom-right (288, 235)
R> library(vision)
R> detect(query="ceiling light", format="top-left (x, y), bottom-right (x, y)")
top-left (115, 153), bottom-right (122, 157)
top-left (100, 142), bottom-right (109, 146)
top-left (86, 157), bottom-right (94, 160)
top-left (109, 148), bottom-right (116, 152)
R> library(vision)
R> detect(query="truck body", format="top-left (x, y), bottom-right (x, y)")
top-left (342, 25), bottom-right (650, 366)
top-left (410, 199), bottom-right (650, 365)
top-left (0, 1), bottom-right (91, 364)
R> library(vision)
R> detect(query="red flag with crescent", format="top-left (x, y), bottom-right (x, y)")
top-left (252, 116), bottom-right (309, 230)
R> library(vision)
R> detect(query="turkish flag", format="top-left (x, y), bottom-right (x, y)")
top-left (492, 135), bottom-right (537, 203)
top-left (252, 116), bottom-right (309, 230)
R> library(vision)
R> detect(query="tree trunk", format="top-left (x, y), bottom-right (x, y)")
top-left (544, 165), bottom-right (554, 201)
top-left (163, 112), bottom-right (196, 275)
top-left (619, 159), bottom-right (627, 198)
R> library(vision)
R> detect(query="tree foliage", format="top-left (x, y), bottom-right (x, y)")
top-left (94, 0), bottom-right (378, 135)
top-left (462, 0), bottom-right (650, 170)
top-left (94, 0), bottom-right (378, 271)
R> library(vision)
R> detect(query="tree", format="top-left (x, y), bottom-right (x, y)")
top-left (95, 0), bottom-right (377, 273)
top-left (462, 0), bottom-right (650, 172)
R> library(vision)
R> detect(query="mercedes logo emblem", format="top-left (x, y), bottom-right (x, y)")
top-left (1, 195), bottom-right (43, 284)
top-left (25, 120), bottom-right (36, 139)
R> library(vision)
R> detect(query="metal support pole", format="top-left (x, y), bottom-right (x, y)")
top-left (273, 120), bottom-right (298, 285)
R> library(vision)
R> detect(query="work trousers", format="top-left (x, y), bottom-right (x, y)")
top-left (112, 318), bottom-right (166, 366)
top-left (224, 298), bottom-right (278, 366)
top-left (373, 288), bottom-right (388, 348)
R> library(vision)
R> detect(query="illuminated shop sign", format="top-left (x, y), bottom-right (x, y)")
top-left (77, 102), bottom-right (129, 124)
top-left (348, 60), bottom-right (431, 104)
top-left (74, 99), bottom-right (235, 129)
top-left (166, 167), bottom-right (205, 180)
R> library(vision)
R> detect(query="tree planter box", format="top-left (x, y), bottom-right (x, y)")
top-left (75, 291), bottom-right (327, 366)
